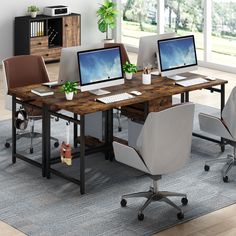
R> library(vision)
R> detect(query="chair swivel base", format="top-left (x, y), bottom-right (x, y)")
top-left (120, 186), bottom-right (188, 221)
top-left (5, 132), bottom-right (59, 154)
top-left (204, 154), bottom-right (236, 182)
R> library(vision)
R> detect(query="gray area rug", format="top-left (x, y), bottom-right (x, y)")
top-left (1, 104), bottom-right (236, 236)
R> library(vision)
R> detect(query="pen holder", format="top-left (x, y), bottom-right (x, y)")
top-left (142, 73), bottom-right (151, 85)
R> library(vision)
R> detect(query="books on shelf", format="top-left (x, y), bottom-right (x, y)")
top-left (31, 86), bottom-right (54, 96)
top-left (30, 21), bottom-right (44, 37)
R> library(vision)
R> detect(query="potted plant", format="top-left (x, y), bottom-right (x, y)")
top-left (96, 0), bottom-right (118, 42)
top-left (28, 5), bottom-right (39, 18)
top-left (122, 61), bottom-right (137, 80)
top-left (60, 81), bottom-right (78, 100)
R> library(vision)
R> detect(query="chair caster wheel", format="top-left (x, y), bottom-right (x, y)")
top-left (181, 197), bottom-right (188, 206)
top-left (223, 176), bottom-right (229, 183)
top-left (5, 142), bottom-right (10, 148)
top-left (118, 127), bottom-right (122, 132)
top-left (138, 212), bottom-right (144, 221)
top-left (204, 165), bottom-right (210, 171)
top-left (54, 142), bottom-right (59, 148)
top-left (120, 199), bottom-right (127, 207)
top-left (177, 212), bottom-right (184, 220)
top-left (30, 148), bottom-right (33, 154)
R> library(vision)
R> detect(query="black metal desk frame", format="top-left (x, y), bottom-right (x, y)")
top-left (11, 83), bottom-right (226, 195)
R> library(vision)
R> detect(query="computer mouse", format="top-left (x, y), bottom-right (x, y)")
top-left (130, 91), bottom-right (142, 96)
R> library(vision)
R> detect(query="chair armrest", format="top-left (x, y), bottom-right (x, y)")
top-left (113, 141), bottom-right (149, 173)
top-left (199, 113), bottom-right (233, 140)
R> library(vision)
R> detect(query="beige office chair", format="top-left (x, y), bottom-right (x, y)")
top-left (199, 86), bottom-right (236, 182)
top-left (113, 103), bottom-right (195, 221)
top-left (2, 55), bottom-right (59, 153)
top-left (104, 42), bottom-right (131, 132)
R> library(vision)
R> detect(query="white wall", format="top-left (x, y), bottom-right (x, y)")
top-left (0, 0), bottom-right (105, 62)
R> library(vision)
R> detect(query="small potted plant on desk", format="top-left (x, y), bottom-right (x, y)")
top-left (123, 61), bottom-right (137, 80)
top-left (27, 5), bottom-right (40, 18)
top-left (60, 81), bottom-right (78, 100)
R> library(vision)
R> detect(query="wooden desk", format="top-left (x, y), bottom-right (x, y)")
top-left (9, 72), bottom-right (227, 194)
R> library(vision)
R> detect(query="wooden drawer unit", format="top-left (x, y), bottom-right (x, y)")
top-left (121, 96), bottom-right (172, 122)
top-left (31, 47), bottom-right (61, 62)
top-left (14, 13), bottom-right (81, 62)
top-left (30, 36), bottom-right (48, 53)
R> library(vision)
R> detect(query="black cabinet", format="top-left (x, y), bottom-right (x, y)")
top-left (14, 13), bottom-right (81, 62)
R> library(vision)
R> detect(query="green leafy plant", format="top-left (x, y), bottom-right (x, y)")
top-left (122, 61), bottom-right (137, 73)
top-left (60, 81), bottom-right (78, 94)
top-left (96, 0), bottom-right (118, 40)
top-left (27, 5), bottom-right (39, 12)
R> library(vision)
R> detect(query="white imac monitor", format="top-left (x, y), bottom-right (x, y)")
top-left (58, 43), bottom-right (103, 85)
top-left (77, 46), bottom-right (124, 95)
top-left (157, 35), bottom-right (198, 80)
top-left (136, 32), bottom-right (176, 71)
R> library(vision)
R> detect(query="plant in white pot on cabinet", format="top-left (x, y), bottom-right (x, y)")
top-left (60, 81), bottom-right (78, 100)
top-left (27, 5), bottom-right (39, 18)
top-left (122, 61), bottom-right (137, 80)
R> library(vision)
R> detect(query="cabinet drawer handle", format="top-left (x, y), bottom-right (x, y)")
top-left (38, 42), bottom-right (42, 45)
top-left (46, 53), bottom-right (49, 56)
top-left (65, 24), bottom-right (69, 27)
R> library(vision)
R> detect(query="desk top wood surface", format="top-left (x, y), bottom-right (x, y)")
top-left (9, 72), bottom-right (227, 115)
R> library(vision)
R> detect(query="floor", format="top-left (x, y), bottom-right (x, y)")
top-left (0, 55), bottom-right (236, 236)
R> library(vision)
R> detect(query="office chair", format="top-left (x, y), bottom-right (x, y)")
top-left (199, 86), bottom-right (236, 182)
top-left (113, 103), bottom-right (195, 220)
top-left (2, 55), bottom-right (59, 153)
top-left (104, 43), bottom-right (131, 132)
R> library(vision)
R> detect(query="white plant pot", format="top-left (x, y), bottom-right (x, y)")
top-left (125, 72), bottom-right (133, 80)
top-left (30, 12), bottom-right (37, 18)
top-left (65, 92), bottom-right (74, 100)
top-left (142, 73), bottom-right (151, 85)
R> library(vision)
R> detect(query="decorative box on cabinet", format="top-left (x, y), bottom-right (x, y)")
top-left (14, 13), bottom-right (81, 62)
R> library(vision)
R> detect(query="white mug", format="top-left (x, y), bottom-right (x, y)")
top-left (142, 73), bottom-right (151, 85)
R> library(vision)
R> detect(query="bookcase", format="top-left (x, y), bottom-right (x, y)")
top-left (14, 13), bottom-right (81, 62)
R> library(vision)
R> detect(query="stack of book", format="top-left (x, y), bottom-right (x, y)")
top-left (31, 86), bottom-right (54, 96)
top-left (30, 21), bottom-right (44, 37)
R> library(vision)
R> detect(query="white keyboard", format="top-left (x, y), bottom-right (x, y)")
top-left (176, 78), bottom-right (208, 87)
top-left (96, 92), bottom-right (135, 104)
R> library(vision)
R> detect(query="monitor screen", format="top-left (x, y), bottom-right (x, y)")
top-left (58, 43), bottom-right (104, 85)
top-left (77, 46), bottom-right (124, 94)
top-left (157, 35), bottom-right (198, 78)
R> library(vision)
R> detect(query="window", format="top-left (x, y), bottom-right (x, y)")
top-left (118, 0), bottom-right (236, 72)
top-left (210, 0), bottom-right (236, 67)
top-left (121, 0), bottom-right (158, 47)
top-left (164, 0), bottom-right (204, 60)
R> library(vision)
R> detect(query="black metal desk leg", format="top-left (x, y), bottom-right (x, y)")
top-left (105, 109), bottom-right (114, 161)
top-left (12, 95), bottom-right (16, 164)
top-left (73, 113), bottom-right (78, 148)
top-left (185, 91), bottom-right (189, 102)
top-left (80, 115), bottom-right (85, 194)
top-left (181, 93), bottom-right (185, 103)
top-left (42, 104), bottom-right (51, 179)
top-left (221, 84), bottom-right (225, 152)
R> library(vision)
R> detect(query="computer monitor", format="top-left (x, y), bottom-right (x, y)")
top-left (157, 35), bottom-right (198, 80)
top-left (136, 32), bottom-right (176, 71)
top-left (58, 43), bottom-right (104, 85)
top-left (77, 46), bottom-right (124, 95)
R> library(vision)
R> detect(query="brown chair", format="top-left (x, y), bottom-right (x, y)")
top-left (2, 55), bottom-right (59, 153)
top-left (104, 43), bottom-right (131, 132)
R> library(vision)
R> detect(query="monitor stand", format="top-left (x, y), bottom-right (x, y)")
top-left (167, 75), bottom-right (186, 81)
top-left (89, 89), bottom-right (111, 96)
